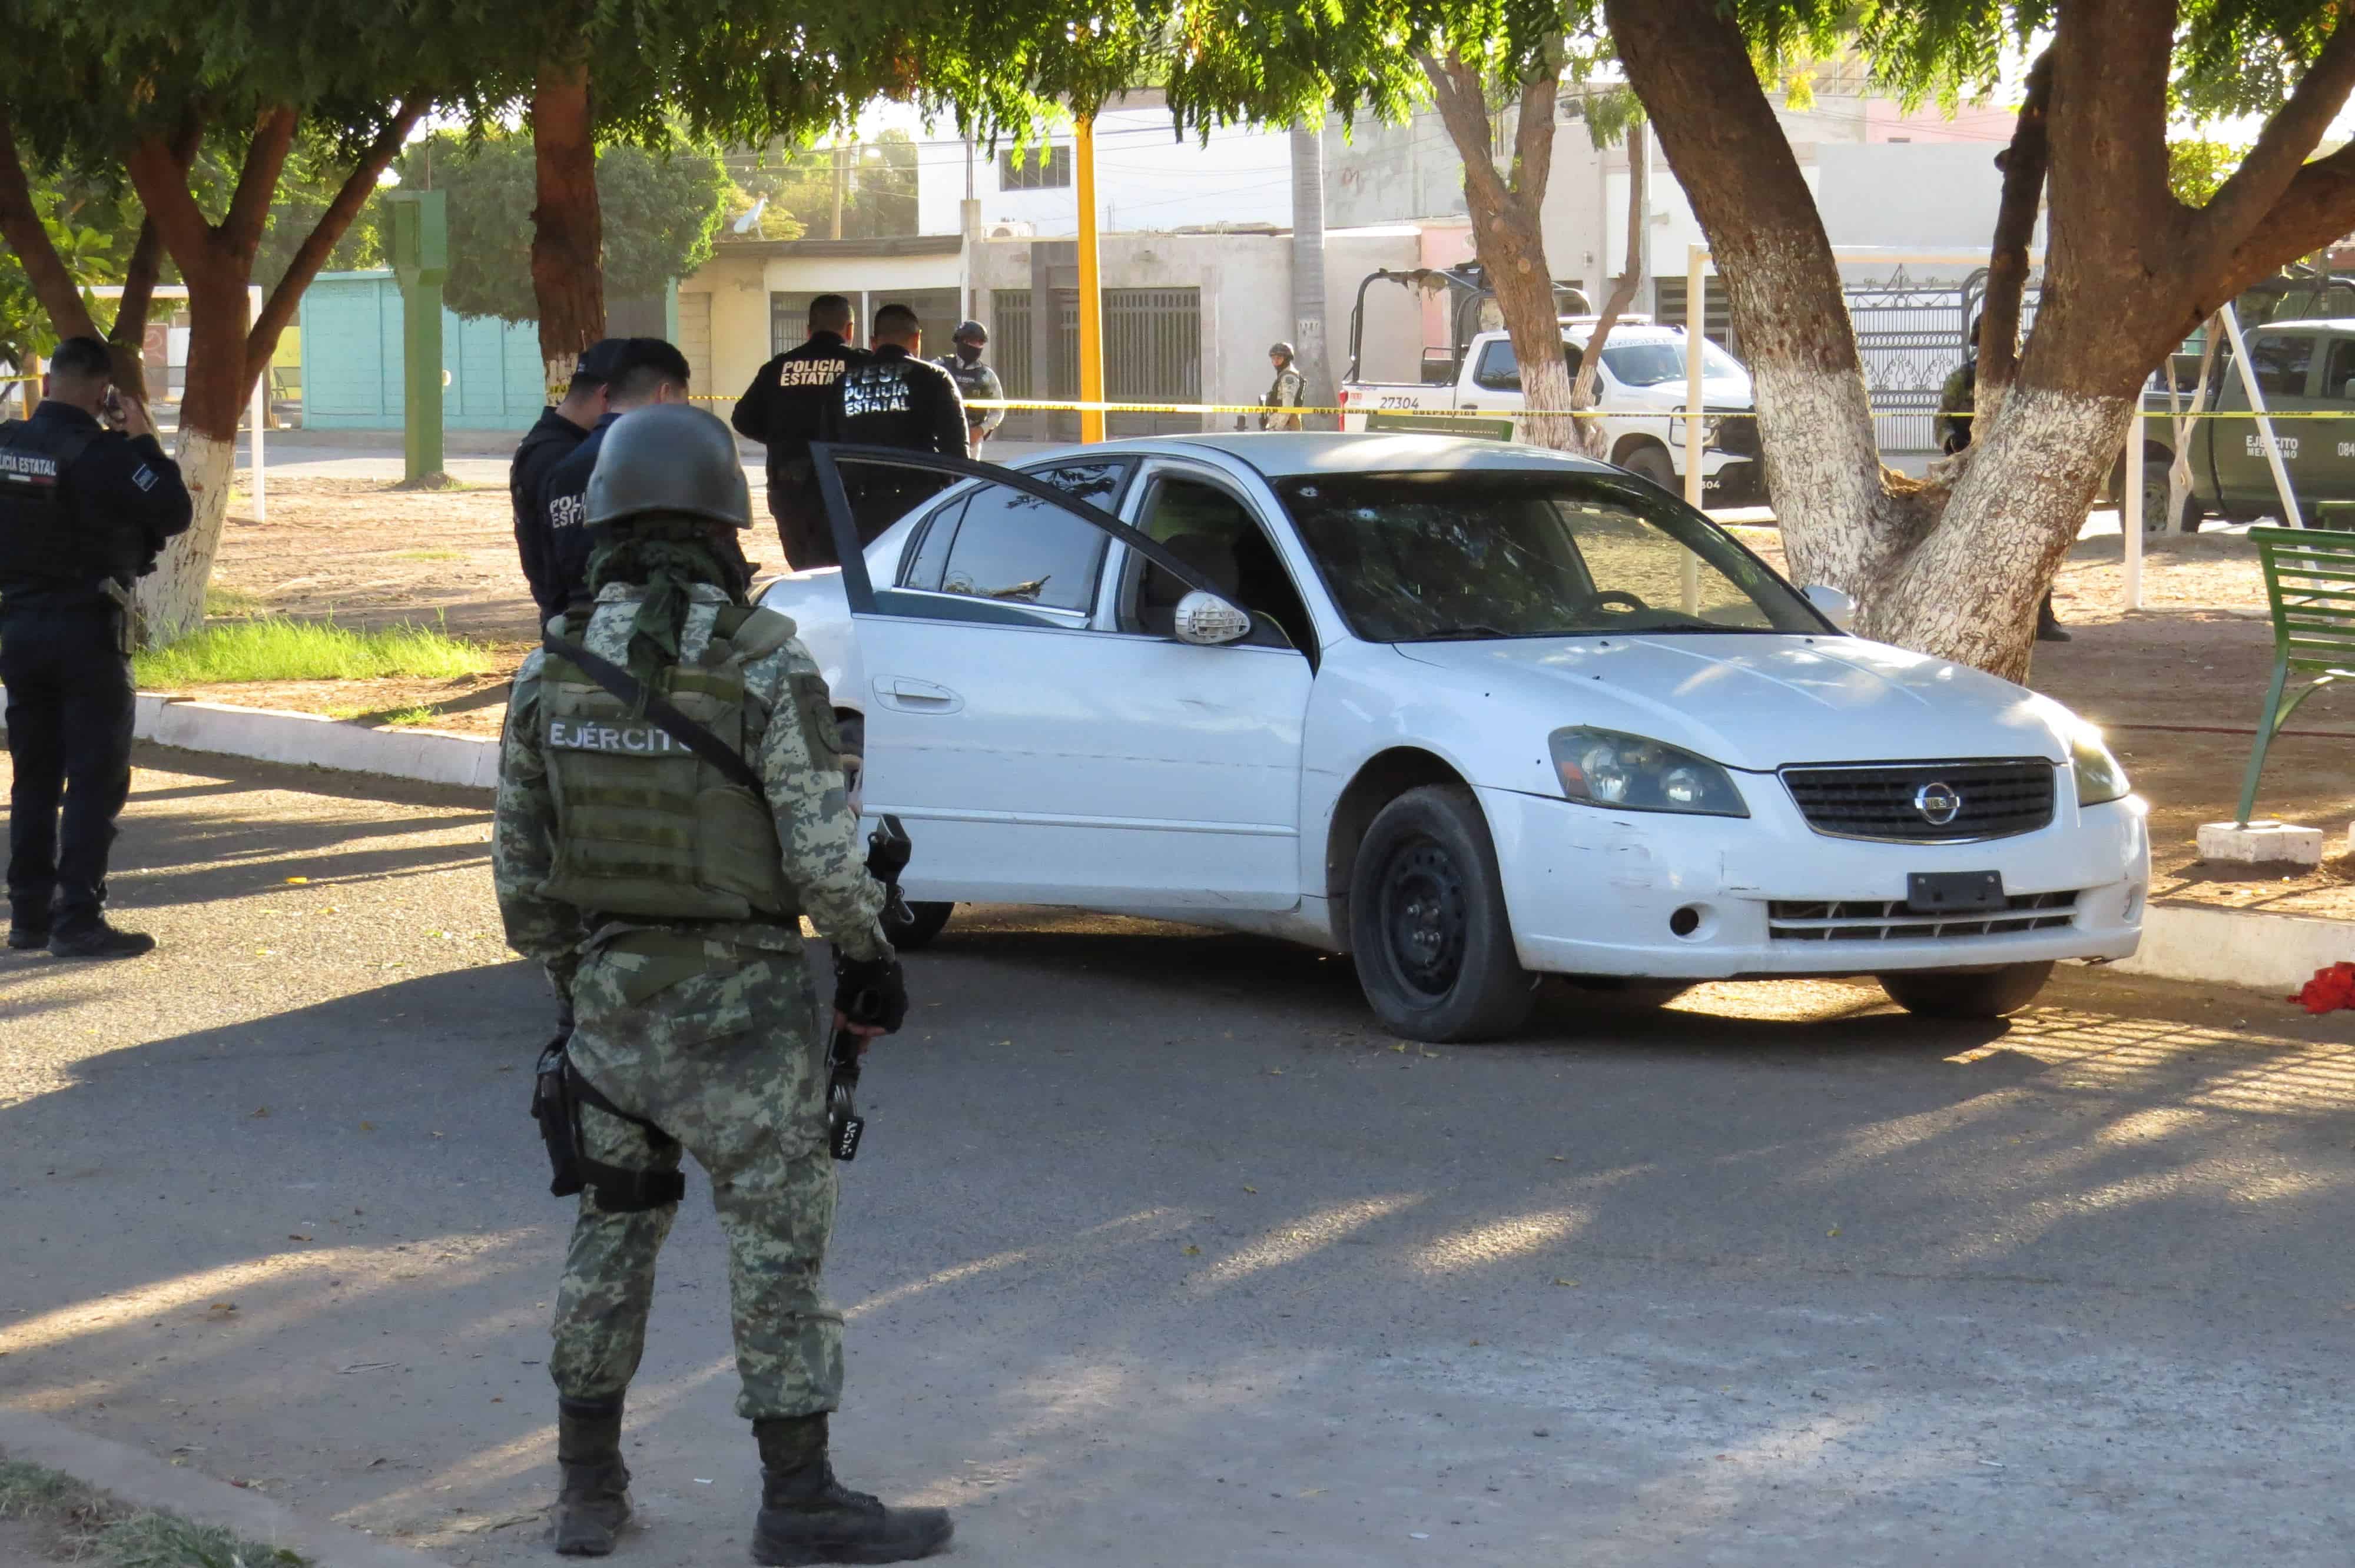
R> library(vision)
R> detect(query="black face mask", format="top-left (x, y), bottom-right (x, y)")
top-left (956, 343), bottom-right (983, 364)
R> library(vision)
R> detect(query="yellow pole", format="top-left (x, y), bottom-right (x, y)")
top-left (1076, 112), bottom-right (1105, 444)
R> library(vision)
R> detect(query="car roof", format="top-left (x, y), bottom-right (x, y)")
top-left (1067, 431), bottom-right (1623, 480)
top-left (2253, 317), bottom-right (2355, 333)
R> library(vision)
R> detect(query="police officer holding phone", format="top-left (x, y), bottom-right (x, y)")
top-left (0, 335), bottom-right (193, 958)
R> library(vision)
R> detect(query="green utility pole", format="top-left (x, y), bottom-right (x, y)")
top-left (385, 190), bottom-right (449, 486)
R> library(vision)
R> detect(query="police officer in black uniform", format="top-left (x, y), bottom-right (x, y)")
top-left (533, 339), bottom-right (696, 617)
top-left (511, 338), bottom-right (626, 623)
top-left (0, 336), bottom-right (192, 958)
top-left (731, 295), bottom-right (870, 570)
top-left (821, 303), bottom-right (967, 548)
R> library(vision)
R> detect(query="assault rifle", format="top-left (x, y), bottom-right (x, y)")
top-left (827, 815), bottom-right (913, 1162)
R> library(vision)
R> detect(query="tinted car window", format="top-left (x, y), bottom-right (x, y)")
top-left (934, 483), bottom-right (1108, 613)
top-left (2326, 340), bottom-right (2355, 402)
top-left (898, 461), bottom-right (1128, 603)
top-left (1474, 340), bottom-right (1521, 391)
top-left (2252, 334), bottom-right (2316, 397)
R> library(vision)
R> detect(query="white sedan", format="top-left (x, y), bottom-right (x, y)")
top-left (763, 433), bottom-right (2148, 1042)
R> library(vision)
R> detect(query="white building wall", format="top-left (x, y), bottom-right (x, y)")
top-left (918, 99), bottom-right (1296, 238)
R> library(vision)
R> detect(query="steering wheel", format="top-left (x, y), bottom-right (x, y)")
top-left (1580, 590), bottom-right (1650, 616)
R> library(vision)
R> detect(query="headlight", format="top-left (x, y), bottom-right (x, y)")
top-left (1548, 727), bottom-right (1749, 817)
top-left (2071, 723), bottom-right (2131, 806)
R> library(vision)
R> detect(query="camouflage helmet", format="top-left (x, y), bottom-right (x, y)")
top-left (1268, 341), bottom-right (1296, 361)
top-left (585, 404), bottom-right (751, 529)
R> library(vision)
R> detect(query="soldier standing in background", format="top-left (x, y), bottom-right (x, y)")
top-left (733, 296), bottom-right (870, 570)
top-left (0, 335), bottom-right (192, 959)
top-left (1260, 341), bottom-right (1305, 431)
top-left (493, 402), bottom-right (948, 1566)
top-left (934, 321), bottom-right (1004, 459)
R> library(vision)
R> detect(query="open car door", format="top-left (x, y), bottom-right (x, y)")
top-left (810, 443), bottom-right (1314, 912)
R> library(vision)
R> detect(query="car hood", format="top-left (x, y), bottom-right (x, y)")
top-left (1394, 634), bottom-right (2072, 771)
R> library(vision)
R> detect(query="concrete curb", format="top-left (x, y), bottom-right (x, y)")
top-left (2112, 901), bottom-right (2353, 994)
top-left (131, 693), bottom-right (496, 792)
top-left (0, 1406), bottom-right (443, 1568)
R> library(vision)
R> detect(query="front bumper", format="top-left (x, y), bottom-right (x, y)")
top-left (1479, 782), bottom-right (2149, 980)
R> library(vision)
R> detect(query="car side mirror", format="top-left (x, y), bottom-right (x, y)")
top-left (1802, 583), bottom-right (1856, 630)
top-left (1173, 590), bottom-right (1252, 646)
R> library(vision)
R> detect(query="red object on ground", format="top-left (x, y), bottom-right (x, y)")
top-left (2291, 962), bottom-right (2355, 1014)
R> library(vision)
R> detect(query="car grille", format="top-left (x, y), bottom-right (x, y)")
top-left (1779, 759), bottom-right (2055, 842)
top-left (1707, 408), bottom-right (1761, 459)
top-left (1768, 890), bottom-right (2078, 942)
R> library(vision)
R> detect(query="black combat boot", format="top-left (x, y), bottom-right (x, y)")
top-left (48, 915), bottom-right (154, 959)
top-left (751, 1414), bottom-right (951, 1566)
top-left (2036, 591), bottom-right (2072, 643)
top-left (551, 1398), bottom-right (632, 1556)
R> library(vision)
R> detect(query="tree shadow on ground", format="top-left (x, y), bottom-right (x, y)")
top-left (3, 913), bottom-right (2351, 1566)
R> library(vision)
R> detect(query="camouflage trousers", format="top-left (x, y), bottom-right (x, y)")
top-left (549, 936), bottom-right (843, 1420)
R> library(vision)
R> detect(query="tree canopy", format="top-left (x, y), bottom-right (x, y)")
top-left (392, 132), bottom-right (730, 324)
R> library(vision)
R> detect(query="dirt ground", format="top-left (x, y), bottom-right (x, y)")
top-left (181, 481), bottom-right (2355, 915)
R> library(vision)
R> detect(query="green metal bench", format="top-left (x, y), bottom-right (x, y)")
top-left (2236, 524), bottom-right (2355, 825)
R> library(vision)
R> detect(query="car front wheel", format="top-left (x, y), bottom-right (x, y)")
top-left (1349, 785), bottom-right (1534, 1042)
top-left (1877, 961), bottom-right (2054, 1020)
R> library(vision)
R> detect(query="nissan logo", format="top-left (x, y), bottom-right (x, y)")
top-left (1915, 782), bottom-right (1963, 826)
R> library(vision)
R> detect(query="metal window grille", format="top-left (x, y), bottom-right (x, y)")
top-left (999, 146), bottom-right (1073, 191)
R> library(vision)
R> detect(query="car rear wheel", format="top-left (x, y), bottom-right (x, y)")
top-left (1349, 785), bottom-right (1533, 1042)
top-left (1621, 443), bottom-right (1677, 494)
top-left (1877, 961), bottom-right (2054, 1020)
top-left (835, 715), bottom-right (956, 952)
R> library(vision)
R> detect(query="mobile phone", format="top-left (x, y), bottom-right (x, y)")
top-left (101, 388), bottom-right (125, 428)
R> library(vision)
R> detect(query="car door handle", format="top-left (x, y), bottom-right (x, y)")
top-left (875, 676), bottom-right (963, 714)
top-left (1460, 401), bottom-right (1480, 411)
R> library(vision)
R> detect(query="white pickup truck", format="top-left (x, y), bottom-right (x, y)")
top-left (1339, 317), bottom-right (1766, 506)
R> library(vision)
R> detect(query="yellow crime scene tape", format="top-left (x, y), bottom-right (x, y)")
top-left (688, 392), bottom-right (2355, 422)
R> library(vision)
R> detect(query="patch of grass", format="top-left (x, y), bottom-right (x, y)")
top-left (389, 549), bottom-right (465, 563)
top-left (203, 584), bottom-right (264, 619)
top-left (135, 617), bottom-right (499, 687)
top-left (0, 1458), bottom-right (305, 1568)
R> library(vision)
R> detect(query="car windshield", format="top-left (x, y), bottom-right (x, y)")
top-left (1601, 338), bottom-right (1744, 387)
top-left (1272, 470), bottom-right (1822, 643)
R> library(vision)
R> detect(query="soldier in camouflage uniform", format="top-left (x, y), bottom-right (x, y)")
top-left (1260, 341), bottom-right (1305, 431)
top-left (493, 403), bottom-right (951, 1565)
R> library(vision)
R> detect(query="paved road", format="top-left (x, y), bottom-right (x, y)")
top-left (2, 748), bottom-right (2351, 1566)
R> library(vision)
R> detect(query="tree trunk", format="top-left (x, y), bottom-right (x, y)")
top-left (1420, 55), bottom-right (1577, 450)
top-left (530, 57), bottom-right (604, 395)
top-left (1569, 121), bottom-right (1647, 460)
top-left (1607, 0), bottom-right (1903, 601)
top-left (135, 266), bottom-right (251, 642)
top-left (0, 108), bottom-right (101, 343)
top-left (1288, 120), bottom-right (1336, 430)
top-left (2165, 321), bottom-right (2220, 530)
top-left (120, 101), bottom-right (416, 643)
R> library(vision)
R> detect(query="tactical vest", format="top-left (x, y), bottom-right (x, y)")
top-left (537, 605), bottom-right (800, 923)
top-left (0, 417), bottom-right (102, 582)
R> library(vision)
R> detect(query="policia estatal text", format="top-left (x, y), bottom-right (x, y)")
top-left (0, 337), bottom-right (191, 959)
top-left (492, 402), bottom-right (950, 1564)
